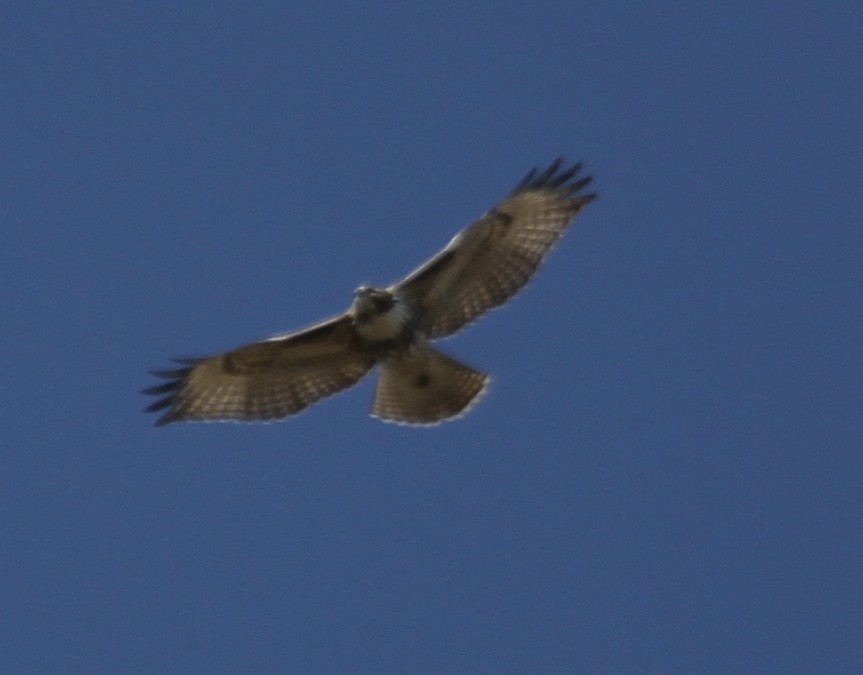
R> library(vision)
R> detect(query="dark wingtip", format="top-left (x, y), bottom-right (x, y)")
top-left (143, 396), bottom-right (182, 426)
top-left (512, 158), bottom-right (593, 195)
top-left (534, 157), bottom-right (563, 185)
top-left (153, 412), bottom-right (176, 427)
top-left (514, 167), bottom-right (537, 191)
top-left (141, 380), bottom-right (181, 396)
top-left (143, 358), bottom-right (196, 426)
top-left (144, 361), bottom-right (195, 380)
top-left (143, 396), bottom-right (173, 413)
top-left (550, 162), bottom-right (582, 188)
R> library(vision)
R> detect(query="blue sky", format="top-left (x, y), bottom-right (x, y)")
top-left (3, 2), bottom-right (862, 671)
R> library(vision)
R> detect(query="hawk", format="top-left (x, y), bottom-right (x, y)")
top-left (143, 159), bottom-right (595, 426)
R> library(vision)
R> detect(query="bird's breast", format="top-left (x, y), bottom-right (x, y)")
top-left (355, 301), bottom-right (413, 344)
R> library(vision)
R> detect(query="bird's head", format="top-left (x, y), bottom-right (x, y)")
top-left (351, 286), bottom-right (396, 323)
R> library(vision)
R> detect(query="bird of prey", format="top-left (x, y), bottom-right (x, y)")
top-left (143, 159), bottom-right (595, 426)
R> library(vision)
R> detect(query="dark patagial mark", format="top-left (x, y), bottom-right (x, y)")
top-left (414, 373), bottom-right (431, 388)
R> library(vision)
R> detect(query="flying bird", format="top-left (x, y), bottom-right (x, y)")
top-left (143, 159), bottom-right (596, 426)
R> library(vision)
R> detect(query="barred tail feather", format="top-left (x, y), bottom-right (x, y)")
top-left (371, 344), bottom-right (489, 426)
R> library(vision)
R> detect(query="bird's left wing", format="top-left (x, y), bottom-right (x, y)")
top-left (395, 159), bottom-right (595, 339)
top-left (143, 314), bottom-right (376, 425)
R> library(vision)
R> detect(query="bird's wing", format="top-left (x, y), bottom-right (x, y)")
top-left (143, 314), bottom-right (376, 425)
top-left (394, 159), bottom-right (595, 339)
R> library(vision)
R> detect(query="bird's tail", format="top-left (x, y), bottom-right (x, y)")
top-left (371, 344), bottom-right (490, 425)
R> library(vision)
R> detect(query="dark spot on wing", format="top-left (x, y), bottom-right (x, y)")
top-left (415, 373), bottom-right (431, 388)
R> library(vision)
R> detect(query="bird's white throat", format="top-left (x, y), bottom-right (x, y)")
top-left (355, 298), bottom-right (411, 342)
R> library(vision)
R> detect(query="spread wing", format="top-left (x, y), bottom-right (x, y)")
top-left (142, 315), bottom-right (376, 425)
top-left (394, 159), bottom-right (596, 339)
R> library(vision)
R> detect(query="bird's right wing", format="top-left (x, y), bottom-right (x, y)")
top-left (143, 314), bottom-right (376, 425)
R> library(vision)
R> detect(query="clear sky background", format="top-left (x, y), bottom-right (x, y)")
top-left (3, 3), bottom-right (861, 672)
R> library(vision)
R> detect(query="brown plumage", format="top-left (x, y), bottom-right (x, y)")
top-left (143, 159), bottom-right (595, 426)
